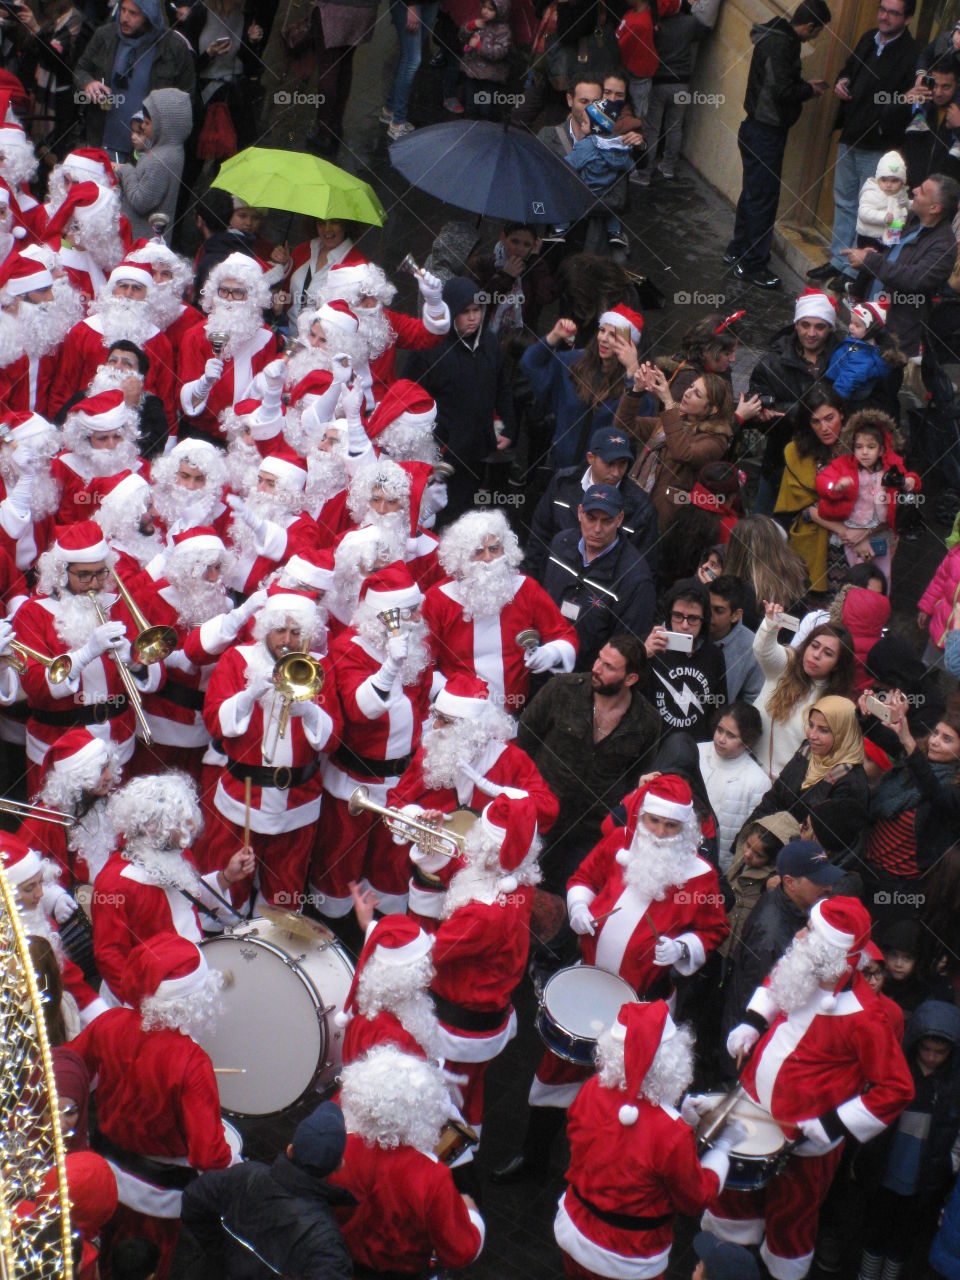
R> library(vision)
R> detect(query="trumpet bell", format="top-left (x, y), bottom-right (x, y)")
top-left (46, 654), bottom-right (74, 685)
top-left (347, 784), bottom-right (370, 818)
top-left (132, 624), bottom-right (178, 665)
top-left (274, 652), bottom-right (325, 701)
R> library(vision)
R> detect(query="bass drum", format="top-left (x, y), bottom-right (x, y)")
top-left (198, 911), bottom-right (354, 1116)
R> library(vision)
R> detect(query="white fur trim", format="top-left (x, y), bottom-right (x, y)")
top-left (808, 900), bottom-right (854, 953)
top-left (434, 687), bottom-right (488, 720)
top-left (55, 534), bottom-right (109, 563)
top-left (173, 533), bottom-right (224, 556)
top-left (554, 1197), bottom-right (670, 1279)
top-left (53, 735), bottom-right (107, 776)
top-left (152, 951), bottom-right (209, 1001)
top-left (700, 1209), bottom-right (765, 1247)
top-left (260, 455), bottom-right (307, 488)
top-left (6, 264), bottom-right (53, 296)
top-left (363, 584), bottom-right (422, 610)
top-left (760, 1240), bottom-right (815, 1280)
top-left (72, 399), bottom-right (128, 433)
top-left (641, 793), bottom-right (694, 823)
top-left (108, 263), bottom-right (153, 292)
top-left (599, 309), bottom-right (640, 344)
top-left (793, 293), bottom-right (836, 328)
top-left (836, 1094), bottom-right (887, 1143)
top-left (3, 847), bottom-right (43, 884)
top-left (64, 152), bottom-right (111, 181)
top-left (619, 1103), bottom-right (639, 1126)
top-left (285, 554), bottom-right (334, 589)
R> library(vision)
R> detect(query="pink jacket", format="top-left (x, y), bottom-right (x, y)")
top-left (918, 545), bottom-right (960, 650)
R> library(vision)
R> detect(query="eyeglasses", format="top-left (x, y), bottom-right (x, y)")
top-left (670, 609), bottom-right (703, 626)
top-left (217, 286), bottom-right (247, 301)
top-left (68, 567), bottom-right (109, 585)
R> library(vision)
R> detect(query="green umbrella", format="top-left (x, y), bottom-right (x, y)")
top-left (212, 148), bottom-right (385, 226)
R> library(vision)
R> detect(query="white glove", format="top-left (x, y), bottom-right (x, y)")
top-left (6, 470), bottom-right (34, 517)
top-left (341, 381), bottom-right (364, 423)
top-left (41, 882), bottom-right (79, 925)
top-left (417, 269), bottom-right (444, 308)
top-left (654, 937), bottom-right (684, 968)
top-left (421, 482), bottom-right (448, 518)
top-left (386, 633), bottom-right (409, 664)
top-left (13, 447), bottom-right (37, 477)
top-left (232, 589), bottom-right (268, 626)
top-left (226, 494), bottom-right (268, 539)
top-left (331, 354), bottom-right (353, 384)
top-left (798, 1118), bottom-right (834, 1151)
top-left (237, 670), bottom-right (273, 717)
top-left (89, 621), bottom-right (127, 658)
top-left (712, 1119), bottom-right (748, 1154)
top-left (726, 1023), bottom-right (760, 1060)
top-left (262, 357), bottom-right (287, 388)
top-left (568, 901), bottom-right (596, 936)
top-left (0, 620), bottom-right (14, 656)
top-left (524, 642), bottom-right (562, 674)
top-left (680, 1093), bottom-right (717, 1128)
top-left (203, 357), bottom-right (225, 385)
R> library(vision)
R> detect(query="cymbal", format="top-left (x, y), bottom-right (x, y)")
top-left (256, 906), bottom-right (335, 943)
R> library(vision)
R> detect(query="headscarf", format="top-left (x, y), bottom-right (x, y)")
top-left (801, 695), bottom-right (864, 790)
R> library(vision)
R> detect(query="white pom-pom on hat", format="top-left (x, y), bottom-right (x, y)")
top-left (619, 1104), bottom-right (639, 1126)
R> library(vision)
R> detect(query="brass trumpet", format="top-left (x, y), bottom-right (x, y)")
top-left (0, 796), bottom-right (73, 827)
top-left (109, 568), bottom-right (178, 665)
top-left (3, 640), bottom-right (73, 684)
top-left (262, 651), bottom-right (326, 765)
top-left (347, 785), bottom-right (473, 859)
top-left (87, 593), bottom-right (154, 745)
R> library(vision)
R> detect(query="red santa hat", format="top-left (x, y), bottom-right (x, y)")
top-left (609, 999), bottom-right (672, 1125)
top-left (850, 299), bottom-right (888, 332)
top-left (808, 895), bottom-right (871, 965)
top-left (285, 546), bottom-right (336, 590)
top-left (326, 253), bottom-right (373, 294)
top-left (598, 303), bottom-right (644, 344)
top-left (334, 914), bottom-right (433, 1028)
top-left (1, 409), bottom-right (53, 445)
top-left (62, 147), bottom-right (117, 188)
top-left (93, 468), bottom-right (148, 508)
top-left (0, 832), bottom-right (44, 886)
top-left (69, 388), bottom-right (128, 435)
top-left (259, 584), bottom-right (319, 631)
top-left (287, 369), bottom-right (334, 408)
top-left (42, 726), bottom-right (109, 779)
top-left (640, 774), bottom-right (694, 823)
top-left (435, 673), bottom-right (490, 720)
top-left (359, 561), bottom-right (422, 612)
top-left (398, 460), bottom-right (434, 538)
top-left (0, 72), bottom-right (30, 120)
top-left (480, 793), bottom-right (538, 892)
top-left (171, 526), bottom-right (226, 558)
top-left (0, 252), bottom-right (53, 297)
top-left (122, 933), bottom-right (210, 1008)
top-left (365, 381), bottom-right (436, 443)
top-left (316, 298), bottom-right (360, 337)
top-left (259, 445), bottom-right (307, 490)
top-left (43, 181), bottom-right (111, 244)
top-left (54, 520), bottom-right (110, 564)
top-left (794, 288), bottom-right (838, 328)
top-left (106, 259), bottom-right (154, 294)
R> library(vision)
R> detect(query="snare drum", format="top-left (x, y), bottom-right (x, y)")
top-left (198, 912), bottom-right (354, 1116)
top-left (536, 966), bottom-right (638, 1065)
top-left (696, 1091), bottom-right (793, 1191)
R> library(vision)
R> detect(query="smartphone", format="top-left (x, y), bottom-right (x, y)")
top-left (663, 630), bottom-right (694, 653)
top-left (778, 613), bottom-right (800, 632)
top-left (869, 536), bottom-right (888, 556)
top-left (865, 693), bottom-right (893, 724)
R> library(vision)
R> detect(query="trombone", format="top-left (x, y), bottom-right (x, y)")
top-left (2, 640), bottom-right (73, 684)
top-left (262, 651), bottom-right (326, 765)
top-left (87, 593), bottom-right (154, 745)
top-left (109, 568), bottom-right (178, 666)
top-left (347, 785), bottom-right (470, 859)
top-left (0, 796), bottom-right (72, 827)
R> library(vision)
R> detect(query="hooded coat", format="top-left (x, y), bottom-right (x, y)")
top-left (743, 17), bottom-right (814, 130)
top-left (459, 0), bottom-right (514, 82)
top-left (116, 88), bottom-right (194, 243)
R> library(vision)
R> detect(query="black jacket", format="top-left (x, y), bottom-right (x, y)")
top-left (748, 325), bottom-right (842, 484)
top-left (903, 101), bottom-right (960, 189)
top-left (744, 743), bottom-right (869, 855)
top-left (869, 748), bottom-right (960, 875)
top-left (743, 18), bottom-right (813, 130)
top-left (541, 527), bottom-right (656, 673)
top-left (525, 465), bottom-right (659, 581)
top-left (860, 214), bottom-right (959, 356)
top-left (645, 640), bottom-right (727, 742)
top-left (722, 885), bottom-right (806, 1042)
top-left (180, 1153), bottom-right (353, 1280)
top-left (834, 28), bottom-right (919, 150)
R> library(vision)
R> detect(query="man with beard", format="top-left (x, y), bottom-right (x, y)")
top-left (339, 458), bottom-right (444, 592)
top-left (51, 389), bottom-right (144, 526)
top-left (0, 252), bottom-right (82, 414)
top-left (71, 934), bottom-right (233, 1277)
top-left (202, 587), bottom-right (341, 910)
top-left (0, 116), bottom-right (44, 239)
top-left (13, 522), bottom-right (163, 794)
top-left (224, 447), bottom-right (320, 596)
top-left (0, 410), bottom-right (59, 574)
top-left (286, 299), bottom-right (365, 416)
top-left (423, 510), bottom-right (578, 715)
top-left (364, 377), bottom-right (441, 465)
top-left (93, 470), bottom-right (162, 582)
top-left (318, 258), bottom-right (450, 410)
top-left (313, 563), bottom-right (432, 920)
top-left (494, 775), bottom-right (728, 1182)
top-left (703, 895), bottom-right (914, 1280)
top-left (128, 239), bottom-right (204, 356)
top-left (42, 179), bottom-right (129, 304)
top-left (150, 438), bottom-right (229, 548)
top-left (47, 259), bottom-right (175, 429)
top-left (387, 674), bottom-right (559, 925)
top-left (92, 773), bottom-right (253, 1002)
top-left (556, 1000), bottom-right (738, 1280)
top-left (177, 253), bottom-right (280, 445)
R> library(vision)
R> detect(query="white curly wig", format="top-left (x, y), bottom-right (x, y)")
top-left (201, 254), bottom-right (271, 315)
top-left (312, 262), bottom-right (396, 310)
top-left (252, 596), bottom-right (323, 647)
top-left (295, 307), bottom-right (366, 367)
top-left (128, 241), bottom-right (193, 296)
top-left (346, 459), bottom-right (411, 524)
top-left (62, 402), bottom-right (139, 457)
top-left (94, 476), bottom-right (152, 544)
top-left (68, 186), bottom-right (124, 270)
top-left (38, 738), bottom-right (118, 813)
top-left (594, 1020), bottom-right (695, 1109)
top-left (35, 544), bottom-right (116, 600)
top-left (151, 439), bottom-right (228, 496)
top-left (339, 1045), bottom-right (455, 1153)
top-left (141, 966), bottom-right (224, 1038)
top-left (438, 511), bottom-right (523, 579)
top-left (107, 771), bottom-right (202, 856)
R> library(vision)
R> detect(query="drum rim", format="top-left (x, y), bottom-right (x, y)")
top-left (538, 966), bottom-right (639, 1038)
top-left (534, 1005), bottom-right (597, 1065)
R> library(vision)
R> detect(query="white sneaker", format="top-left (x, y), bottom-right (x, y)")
top-left (388, 120), bottom-right (416, 140)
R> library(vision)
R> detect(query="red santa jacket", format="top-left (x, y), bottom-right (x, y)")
top-left (47, 316), bottom-right (176, 430)
top-left (815, 445), bottom-right (920, 533)
top-left (0, 475), bottom-right (56, 572)
top-left (202, 642), bottom-right (341, 833)
top-left (131, 579), bottom-right (215, 748)
top-left (18, 803), bottom-right (113, 887)
top-left (227, 510), bottom-right (321, 596)
top-left (556, 1079), bottom-right (721, 1274)
top-left (0, 539), bottom-right (27, 609)
top-left (0, 349), bottom-right (58, 416)
top-left (567, 830), bottom-right (729, 997)
top-left (50, 451), bottom-right (149, 527)
top-left (422, 574), bottom-right (578, 713)
top-left (176, 324), bottom-right (278, 443)
top-left (328, 1136), bottom-right (483, 1273)
top-left (163, 302), bottom-right (205, 356)
top-left (741, 969), bottom-right (914, 1144)
top-left (342, 1008), bottom-right (428, 1066)
top-left (368, 310), bottom-right (446, 406)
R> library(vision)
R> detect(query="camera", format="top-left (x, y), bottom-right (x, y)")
top-left (922, 74), bottom-right (936, 89)
top-left (758, 393), bottom-right (776, 408)
top-left (881, 465), bottom-right (905, 490)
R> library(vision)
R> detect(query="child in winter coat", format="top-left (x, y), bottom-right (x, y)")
top-left (556, 96), bottom-right (645, 248)
top-left (720, 810), bottom-right (800, 961)
top-left (460, 0), bottom-right (514, 117)
top-left (856, 150), bottom-right (910, 250)
top-left (115, 87), bottom-right (193, 243)
top-left (616, 0), bottom-right (658, 122)
top-left (919, 541), bottom-right (960, 666)
top-left (816, 408), bottom-right (920, 587)
top-left (825, 300), bottom-right (905, 403)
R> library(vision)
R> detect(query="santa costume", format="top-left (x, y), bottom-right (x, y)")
top-left (0, 112), bottom-right (44, 240)
top-left (0, 253), bottom-right (64, 414)
top-left (223, 445), bottom-right (320, 596)
top-left (93, 469), bottom-right (163, 583)
top-left (149, 437), bottom-right (229, 550)
top-left (423, 509), bottom-right (578, 713)
top-left (127, 239), bottom-right (204, 356)
top-left (0, 409), bottom-right (58, 575)
top-left (42, 177), bottom-right (129, 304)
top-left (337, 456), bottom-right (444, 594)
top-left (70, 933), bottom-right (235, 1279)
top-left (365, 378), bottom-right (440, 464)
top-left (703, 895), bottom-right (914, 1280)
top-left (50, 390), bottom-right (146, 526)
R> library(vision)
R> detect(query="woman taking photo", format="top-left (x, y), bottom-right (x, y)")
top-left (742, 695), bottom-right (868, 857)
top-left (617, 359), bottom-right (734, 530)
top-left (754, 601), bottom-right (856, 778)
top-left (521, 306), bottom-right (644, 469)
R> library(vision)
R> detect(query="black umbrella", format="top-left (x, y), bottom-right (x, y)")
top-left (388, 119), bottom-right (593, 225)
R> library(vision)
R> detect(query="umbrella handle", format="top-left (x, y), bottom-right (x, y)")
top-left (281, 210), bottom-right (294, 243)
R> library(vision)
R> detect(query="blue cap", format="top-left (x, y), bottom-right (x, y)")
top-left (588, 427), bottom-right (634, 462)
top-left (581, 483), bottom-right (624, 516)
top-left (291, 1100), bottom-right (347, 1174)
top-left (776, 838), bottom-right (844, 886)
top-left (693, 1232), bottom-right (761, 1280)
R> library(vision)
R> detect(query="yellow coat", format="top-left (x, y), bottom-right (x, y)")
top-left (775, 443), bottom-right (828, 593)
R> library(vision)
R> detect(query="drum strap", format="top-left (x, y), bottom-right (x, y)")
top-left (92, 1130), bottom-right (197, 1191)
top-left (430, 989), bottom-right (511, 1033)
top-left (571, 1186), bottom-right (673, 1231)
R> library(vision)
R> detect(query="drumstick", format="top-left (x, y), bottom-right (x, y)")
top-left (213, 1068), bottom-right (247, 1074)
top-left (644, 911), bottom-right (661, 942)
top-left (243, 776), bottom-right (252, 855)
top-left (590, 906), bottom-right (621, 926)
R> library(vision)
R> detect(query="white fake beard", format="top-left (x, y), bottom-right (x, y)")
top-left (377, 421), bottom-right (439, 465)
top-left (621, 822), bottom-right (703, 904)
top-left (65, 438), bottom-right (140, 481)
top-left (458, 557), bottom-right (519, 620)
top-left (115, 527), bottom-right (164, 566)
top-left (442, 847), bottom-right (503, 916)
top-left (358, 509), bottom-right (408, 550)
top-left (122, 841), bottom-right (204, 894)
top-left (53, 590), bottom-right (115, 649)
top-left (20, 904), bottom-right (66, 965)
top-left (284, 344), bottom-right (336, 384)
top-left (354, 607), bottom-right (431, 685)
top-left (153, 482), bottom-right (220, 530)
top-left (88, 296), bottom-right (157, 348)
top-left (768, 932), bottom-right (851, 1015)
top-left (205, 301), bottom-right (263, 355)
top-left (70, 206), bottom-right (124, 271)
top-left (167, 574), bottom-right (232, 629)
top-left (19, 285), bottom-right (84, 356)
top-left (1, 147), bottom-right (39, 191)
top-left (68, 803), bottom-right (117, 883)
top-left (46, 168), bottom-right (71, 212)
top-left (595, 1023), bottom-right (695, 1109)
top-left (225, 439), bottom-right (262, 496)
top-left (422, 719), bottom-right (494, 790)
top-left (0, 310), bottom-right (24, 366)
top-left (356, 305), bottom-right (395, 360)
top-left (150, 281), bottom-right (184, 331)
top-left (305, 450), bottom-right (349, 509)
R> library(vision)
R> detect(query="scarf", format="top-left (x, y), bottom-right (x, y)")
top-left (103, 19), bottom-right (158, 153)
top-left (801, 695), bottom-right (865, 790)
top-left (871, 752), bottom-right (958, 819)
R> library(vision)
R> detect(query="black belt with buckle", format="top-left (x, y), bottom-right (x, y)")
top-left (430, 989), bottom-right (511, 1033)
top-left (334, 747), bottom-right (412, 779)
top-left (572, 1186), bottom-right (673, 1231)
top-left (30, 695), bottom-right (129, 727)
top-left (225, 757), bottom-right (319, 791)
top-left (155, 681), bottom-right (205, 712)
top-left (412, 864), bottom-right (444, 890)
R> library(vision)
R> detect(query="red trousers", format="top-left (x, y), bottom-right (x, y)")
top-left (310, 793), bottom-right (408, 910)
top-left (202, 805), bottom-right (316, 908)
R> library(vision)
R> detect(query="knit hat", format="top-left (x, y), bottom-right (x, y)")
top-left (54, 521), bottom-right (110, 564)
top-left (850, 299), bottom-right (887, 332)
top-left (259, 445), bottom-right (307, 490)
top-left (0, 253), bottom-right (53, 297)
top-left (794, 289), bottom-right (838, 328)
top-left (334, 914), bottom-right (433, 1027)
top-left (359, 561), bottom-right (422, 611)
top-left (106, 260), bottom-right (154, 294)
top-left (0, 832), bottom-right (43, 886)
top-left (609, 999), bottom-right (672, 1125)
top-left (70, 389), bottom-right (128, 434)
top-left (875, 151), bottom-right (906, 182)
top-left (640, 774), bottom-right (694, 823)
top-left (808, 895), bottom-right (871, 967)
top-left (435, 673), bottom-right (490, 719)
top-left (122, 934), bottom-right (210, 1008)
top-left (170, 526), bottom-right (225, 557)
top-left (598, 304), bottom-right (643, 344)
top-left (479, 793), bottom-right (538, 892)
top-left (366, 380), bottom-right (436, 442)
top-left (285, 546), bottom-right (336, 590)
top-left (42, 727), bottom-right (108, 779)
top-left (290, 1101), bottom-right (348, 1174)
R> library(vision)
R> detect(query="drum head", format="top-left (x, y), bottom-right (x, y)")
top-left (198, 935), bottom-right (324, 1116)
top-left (542, 967), bottom-right (638, 1039)
top-left (698, 1091), bottom-right (787, 1157)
